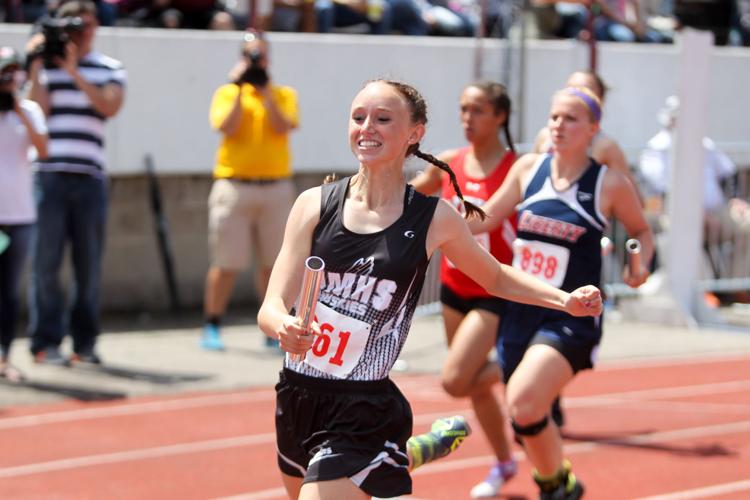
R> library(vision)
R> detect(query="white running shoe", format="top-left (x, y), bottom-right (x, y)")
top-left (470, 459), bottom-right (518, 498)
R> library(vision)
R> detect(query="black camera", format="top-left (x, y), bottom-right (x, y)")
top-left (238, 49), bottom-right (268, 87)
top-left (31, 16), bottom-right (85, 65)
top-left (0, 91), bottom-right (14, 112)
top-left (0, 71), bottom-right (15, 111)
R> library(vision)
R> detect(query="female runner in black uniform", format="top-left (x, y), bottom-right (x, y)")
top-left (258, 80), bottom-right (602, 500)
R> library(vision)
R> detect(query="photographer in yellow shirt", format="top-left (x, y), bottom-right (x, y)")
top-left (202, 30), bottom-right (299, 351)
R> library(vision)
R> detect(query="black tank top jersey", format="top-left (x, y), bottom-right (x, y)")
top-left (285, 176), bottom-right (439, 381)
top-left (515, 154), bottom-right (608, 292)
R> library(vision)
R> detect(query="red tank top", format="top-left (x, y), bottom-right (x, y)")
top-left (440, 147), bottom-right (517, 299)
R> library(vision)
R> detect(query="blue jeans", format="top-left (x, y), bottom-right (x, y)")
top-left (0, 224), bottom-right (33, 356)
top-left (316, 0), bottom-right (393, 34)
top-left (387, 0), bottom-right (428, 35)
top-left (594, 18), bottom-right (665, 43)
top-left (29, 172), bottom-right (108, 355)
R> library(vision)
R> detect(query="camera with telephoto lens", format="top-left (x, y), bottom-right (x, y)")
top-left (0, 91), bottom-right (14, 112)
top-left (238, 49), bottom-right (268, 87)
top-left (32, 16), bottom-right (85, 65)
top-left (0, 73), bottom-right (14, 112)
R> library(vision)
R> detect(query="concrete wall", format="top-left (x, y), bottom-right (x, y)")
top-left (2, 25), bottom-right (749, 311)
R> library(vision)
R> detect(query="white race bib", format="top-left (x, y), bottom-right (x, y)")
top-left (303, 302), bottom-right (372, 379)
top-left (512, 239), bottom-right (570, 288)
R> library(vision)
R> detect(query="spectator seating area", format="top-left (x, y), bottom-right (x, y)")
top-left (2, 0), bottom-right (748, 45)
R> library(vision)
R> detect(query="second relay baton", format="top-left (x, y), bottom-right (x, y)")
top-left (626, 239), bottom-right (642, 278)
top-left (289, 256), bottom-right (325, 362)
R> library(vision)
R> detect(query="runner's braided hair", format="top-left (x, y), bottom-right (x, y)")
top-left (384, 80), bottom-right (486, 221)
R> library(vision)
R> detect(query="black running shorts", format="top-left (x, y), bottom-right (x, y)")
top-left (440, 284), bottom-right (506, 317)
top-left (275, 368), bottom-right (413, 498)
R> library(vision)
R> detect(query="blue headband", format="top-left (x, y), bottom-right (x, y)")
top-left (564, 87), bottom-right (601, 122)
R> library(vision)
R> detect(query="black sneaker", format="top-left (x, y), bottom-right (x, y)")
top-left (539, 478), bottom-right (584, 500)
top-left (535, 461), bottom-right (584, 500)
top-left (70, 351), bottom-right (103, 365)
top-left (34, 346), bottom-right (69, 366)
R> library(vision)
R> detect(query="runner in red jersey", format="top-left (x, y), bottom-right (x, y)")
top-left (411, 81), bottom-right (519, 499)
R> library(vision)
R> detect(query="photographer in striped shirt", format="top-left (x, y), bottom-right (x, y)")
top-left (25, 0), bottom-right (126, 365)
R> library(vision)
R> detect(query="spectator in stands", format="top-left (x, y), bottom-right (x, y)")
top-left (0, 47), bottom-right (48, 381)
top-left (25, 0), bottom-right (126, 365)
top-left (116, 0), bottom-right (235, 29)
top-left (736, 0), bottom-right (750, 46)
top-left (593, 0), bottom-right (667, 42)
top-left (639, 0), bottom-right (676, 42)
top-left (4, 0), bottom-right (118, 25)
top-left (639, 96), bottom-right (750, 243)
top-left (315, 0), bottom-right (393, 34)
top-left (483, 0), bottom-right (517, 38)
top-left (421, 0), bottom-right (476, 36)
top-left (530, 0), bottom-right (587, 39)
top-left (260, 0), bottom-right (318, 32)
top-left (201, 30), bottom-right (298, 351)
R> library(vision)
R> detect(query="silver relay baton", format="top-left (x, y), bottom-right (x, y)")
top-left (626, 239), bottom-right (642, 278)
top-left (289, 256), bottom-right (325, 362)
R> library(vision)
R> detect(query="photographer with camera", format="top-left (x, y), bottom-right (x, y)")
top-left (24, 1), bottom-right (126, 366)
top-left (201, 30), bottom-right (298, 352)
top-left (0, 47), bottom-right (48, 382)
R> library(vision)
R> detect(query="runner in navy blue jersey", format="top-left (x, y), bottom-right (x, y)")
top-left (471, 86), bottom-right (654, 499)
top-left (258, 80), bottom-right (603, 500)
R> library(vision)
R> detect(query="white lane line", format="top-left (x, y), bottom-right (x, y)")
top-left (566, 380), bottom-right (750, 406)
top-left (0, 410), bottom-right (473, 479)
top-left (2, 364), bottom-right (750, 431)
top-left (0, 433), bottom-right (274, 479)
top-left (213, 490), bottom-right (432, 500)
top-left (3, 417), bottom-right (749, 481)
top-left (595, 352), bottom-right (750, 371)
top-left (221, 420), bottom-right (750, 498)
top-left (412, 419), bottom-right (750, 475)
top-left (564, 398), bottom-right (750, 415)
top-left (0, 390), bottom-right (275, 430)
top-left (213, 487), bottom-right (288, 499)
top-left (635, 479), bottom-right (750, 499)
top-left (3, 377), bottom-right (749, 432)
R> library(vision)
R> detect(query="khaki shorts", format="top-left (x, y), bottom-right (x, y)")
top-left (208, 178), bottom-right (295, 271)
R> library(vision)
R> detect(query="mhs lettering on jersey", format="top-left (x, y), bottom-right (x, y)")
top-left (518, 211), bottom-right (587, 243)
top-left (318, 257), bottom-right (397, 317)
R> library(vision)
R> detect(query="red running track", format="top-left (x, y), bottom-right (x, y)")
top-left (1, 354), bottom-right (750, 499)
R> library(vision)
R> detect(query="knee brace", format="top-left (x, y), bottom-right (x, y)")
top-left (512, 415), bottom-right (549, 436)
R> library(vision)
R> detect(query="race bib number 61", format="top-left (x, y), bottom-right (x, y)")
top-left (512, 239), bottom-right (570, 288)
top-left (303, 302), bottom-right (371, 379)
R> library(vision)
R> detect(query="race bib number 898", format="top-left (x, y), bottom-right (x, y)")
top-left (303, 302), bottom-right (371, 379)
top-left (512, 239), bottom-right (570, 288)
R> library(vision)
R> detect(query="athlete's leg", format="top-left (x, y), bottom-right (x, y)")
top-left (204, 267), bottom-right (238, 318)
top-left (298, 478), bottom-right (370, 500)
top-left (442, 306), bottom-right (517, 497)
top-left (505, 344), bottom-right (573, 475)
top-left (281, 473), bottom-right (304, 500)
top-left (441, 307), bottom-right (500, 394)
top-left (441, 307), bottom-right (512, 462)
